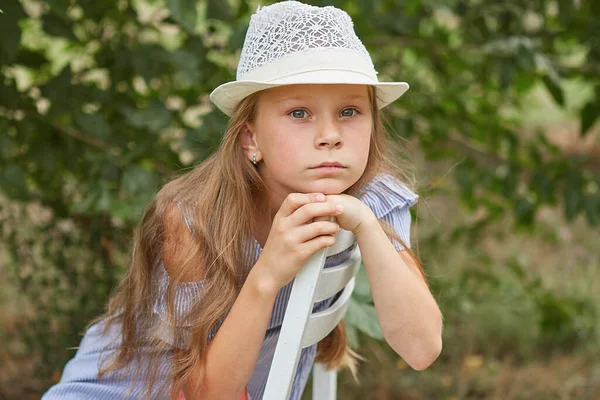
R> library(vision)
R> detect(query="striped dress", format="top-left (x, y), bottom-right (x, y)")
top-left (41, 172), bottom-right (418, 400)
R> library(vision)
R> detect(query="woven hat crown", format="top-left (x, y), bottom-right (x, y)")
top-left (236, 1), bottom-right (376, 80)
top-left (209, 1), bottom-right (409, 116)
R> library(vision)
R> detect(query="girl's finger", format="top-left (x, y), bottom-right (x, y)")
top-left (292, 221), bottom-right (340, 243)
top-left (288, 202), bottom-right (341, 226)
top-left (298, 234), bottom-right (337, 257)
top-left (312, 215), bottom-right (335, 223)
top-left (277, 192), bottom-right (326, 218)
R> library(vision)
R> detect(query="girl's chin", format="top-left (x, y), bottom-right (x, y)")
top-left (301, 179), bottom-right (354, 195)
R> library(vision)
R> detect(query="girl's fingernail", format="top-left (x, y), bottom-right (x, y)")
top-left (316, 194), bottom-right (325, 202)
top-left (336, 205), bottom-right (343, 213)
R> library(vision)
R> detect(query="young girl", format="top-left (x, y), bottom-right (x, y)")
top-left (42, 1), bottom-right (442, 399)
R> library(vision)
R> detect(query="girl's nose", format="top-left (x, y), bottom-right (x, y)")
top-left (315, 119), bottom-right (343, 149)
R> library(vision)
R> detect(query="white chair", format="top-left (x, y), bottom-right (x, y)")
top-left (263, 228), bottom-right (362, 400)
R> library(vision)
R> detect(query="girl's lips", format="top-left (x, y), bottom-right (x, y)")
top-left (310, 166), bottom-right (346, 174)
top-left (311, 162), bottom-right (345, 168)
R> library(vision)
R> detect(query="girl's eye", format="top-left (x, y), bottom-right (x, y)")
top-left (341, 108), bottom-right (358, 117)
top-left (290, 109), bottom-right (308, 119)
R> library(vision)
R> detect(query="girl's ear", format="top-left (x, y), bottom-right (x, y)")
top-left (240, 122), bottom-right (261, 161)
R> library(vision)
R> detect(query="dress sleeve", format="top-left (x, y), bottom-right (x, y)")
top-left (41, 319), bottom-right (175, 399)
top-left (359, 173), bottom-right (419, 251)
top-left (152, 261), bottom-right (205, 348)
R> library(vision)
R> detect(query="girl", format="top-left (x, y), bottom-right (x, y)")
top-left (42, 1), bottom-right (443, 399)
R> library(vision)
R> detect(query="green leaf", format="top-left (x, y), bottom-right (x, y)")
top-left (345, 324), bottom-right (360, 349)
top-left (530, 168), bottom-right (556, 204)
top-left (206, 0), bottom-right (232, 21)
top-left (228, 22), bottom-right (249, 50)
top-left (0, 1), bottom-right (25, 65)
top-left (77, 0), bottom-right (115, 20)
top-left (583, 193), bottom-right (600, 226)
top-left (165, 0), bottom-right (197, 33)
top-left (15, 49), bottom-right (48, 69)
top-left (121, 101), bottom-right (171, 133)
top-left (515, 196), bottom-right (535, 225)
top-left (580, 99), bottom-right (598, 137)
top-left (74, 112), bottom-right (112, 139)
top-left (39, 67), bottom-right (74, 115)
top-left (121, 165), bottom-right (159, 195)
top-left (132, 45), bottom-right (165, 83)
top-left (513, 73), bottom-right (536, 94)
top-left (0, 164), bottom-right (30, 201)
top-left (0, 130), bottom-right (14, 160)
top-left (46, 0), bottom-right (71, 17)
top-left (564, 186), bottom-right (582, 221)
top-left (455, 159), bottom-right (476, 205)
top-left (234, 0), bottom-right (250, 19)
top-left (353, 265), bottom-right (371, 298)
top-left (42, 14), bottom-right (77, 41)
top-left (345, 298), bottom-right (384, 340)
top-left (169, 49), bottom-right (202, 87)
top-left (34, 145), bottom-right (60, 181)
top-left (542, 74), bottom-right (564, 106)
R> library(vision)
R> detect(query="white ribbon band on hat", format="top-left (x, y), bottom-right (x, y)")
top-left (238, 49), bottom-right (378, 83)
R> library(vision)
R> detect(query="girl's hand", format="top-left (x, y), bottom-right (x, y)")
top-left (253, 193), bottom-right (344, 292)
top-left (322, 194), bottom-right (377, 235)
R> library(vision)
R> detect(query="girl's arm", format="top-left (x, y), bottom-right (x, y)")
top-left (181, 267), bottom-right (279, 399)
top-left (164, 193), bottom-right (343, 399)
top-left (164, 205), bottom-right (278, 399)
top-left (355, 214), bottom-right (443, 371)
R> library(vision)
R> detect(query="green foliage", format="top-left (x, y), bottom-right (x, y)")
top-left (0, 0), bottom-right (599, 391)
top-left (436, 252), bottom-right (597, 360)
top-left (346, 266), bottom-right (384, 347)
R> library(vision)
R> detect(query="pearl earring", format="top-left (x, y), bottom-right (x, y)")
top-left (252, 153), bottom-right (258, 165)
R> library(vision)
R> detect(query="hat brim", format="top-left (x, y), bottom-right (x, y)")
top-left (209, 70), bottom-right (409, 116)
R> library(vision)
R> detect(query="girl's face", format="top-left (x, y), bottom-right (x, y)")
top-left (245, 84), bottom-right (372, 201)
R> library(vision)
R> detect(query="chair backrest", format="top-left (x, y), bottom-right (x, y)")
top-left (263, 228), bottom-right (362, 400)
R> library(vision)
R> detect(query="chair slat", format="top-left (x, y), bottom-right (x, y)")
top-left (300, 277), bottom-right (355, 348)
top-left (313, 246), bottom-right (361, 303)
top-left (325, 228), bottom-right (354, 256)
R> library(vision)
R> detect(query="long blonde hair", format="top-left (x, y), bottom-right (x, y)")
top-left (90, 87), bottom-right (426, 399)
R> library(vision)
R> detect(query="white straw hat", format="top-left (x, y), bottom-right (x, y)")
top-left (209, 1), bottom-right (409, 116)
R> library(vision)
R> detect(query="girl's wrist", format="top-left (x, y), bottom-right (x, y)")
top-left (354, 209), bottom-right (379, 239)
top-left (246, 263), bottom-right (280, 301)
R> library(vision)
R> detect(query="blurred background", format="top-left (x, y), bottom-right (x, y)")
top-left (1, 0), bottom-right (599, 398)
